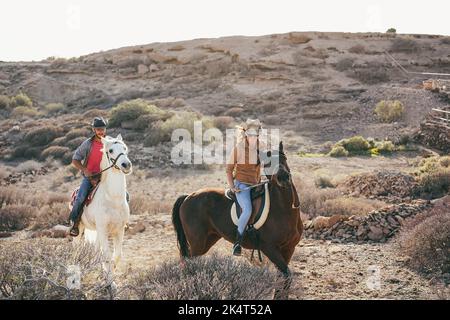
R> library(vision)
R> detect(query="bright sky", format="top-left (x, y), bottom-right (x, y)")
top-left (2, 0), bottom-right (449, 61)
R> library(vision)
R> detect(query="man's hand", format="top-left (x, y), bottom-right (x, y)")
top-left (82, 168), bottom-right (92, 177)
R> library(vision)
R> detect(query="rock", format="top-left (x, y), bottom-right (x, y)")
top-left (128, 221), bottom-right (146, 235)
top-left (367, 227), bottom-right (384, 241)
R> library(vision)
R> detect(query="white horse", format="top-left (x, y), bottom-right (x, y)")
top-left (75, 134), bottom-right (132, 281)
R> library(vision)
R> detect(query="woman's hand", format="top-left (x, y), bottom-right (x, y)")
top-left (232, 187), bottom-right (241, 193)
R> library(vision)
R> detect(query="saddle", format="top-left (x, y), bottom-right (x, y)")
top-left (70, 184), bottom-right (100, 209)
top-left (225, 183), bottom-right (270, 230)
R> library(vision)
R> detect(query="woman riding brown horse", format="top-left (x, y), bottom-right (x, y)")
top-left (171, 141), bottom-right (303, 299)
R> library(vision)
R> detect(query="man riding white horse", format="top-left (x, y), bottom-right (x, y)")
top-left (68, 116), bottom-right (130, 237)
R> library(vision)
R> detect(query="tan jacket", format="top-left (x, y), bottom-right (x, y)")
top-left (226, 139), bottom-right (266, 185)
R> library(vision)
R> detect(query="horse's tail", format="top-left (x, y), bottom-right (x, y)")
top-left (172, 195), bottom-right (190, 258)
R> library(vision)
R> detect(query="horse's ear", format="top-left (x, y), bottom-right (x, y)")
top-left (116, 134), bottom-right (123, 141)
top-left (279, 141), bottom-right (284, 153)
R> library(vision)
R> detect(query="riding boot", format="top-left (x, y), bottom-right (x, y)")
top-left (232, 232), bottom-right (244, 256)
top-left (69, 207), bottom-right (84, 237)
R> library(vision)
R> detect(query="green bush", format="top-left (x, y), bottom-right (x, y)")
top-left (44, 103), bottom-right (65, 114)
top-left (109, 99), bottom-right (172, 128)
top-left (386, 28), bottom-right (397, 34)
top-left (11, 106), bottom-right (39, 118)
top-left (11, 93), bottom-right (33, 108)
top-left (338, 136), bottom-right (370, 154)
top-left (375, 140), bottom-right (395, 154)
top-left (0, 95), bottom-right (11, 110)
top-left (41, 146), bottom-right (71, 160)
top-left (328, 145), bottom-right (349, 157)
top-left (24, 126), bottom-right (64, 146)
top-left (375, 100), bottom-right (404, 123)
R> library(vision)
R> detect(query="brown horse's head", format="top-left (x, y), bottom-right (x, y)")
top-left (262, 141), bottom-right (292, 188)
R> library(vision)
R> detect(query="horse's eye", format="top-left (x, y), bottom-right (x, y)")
top-left (109, 149), bottom-right (113, 153)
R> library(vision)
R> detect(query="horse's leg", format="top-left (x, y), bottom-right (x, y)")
top-left (262, 245), bottom-right (292, 300)
top-left (73, 223), bottom-right (85, 246)
top-left (190, 233), bottom-right (221, 256)
top-left (112, 227), bottom-right (125, 271)
top-left (96, 225), bottom-right (113, 280)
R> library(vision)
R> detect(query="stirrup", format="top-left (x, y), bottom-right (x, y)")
top-left (232, 243), bottom-right (242, 256)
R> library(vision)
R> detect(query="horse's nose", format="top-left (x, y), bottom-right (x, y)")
top-left (121, 162), bottom-right (129, 169)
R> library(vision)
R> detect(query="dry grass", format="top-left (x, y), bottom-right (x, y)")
top-left (0, 239), bottom-right (111, 299)
top-left (0, 186), bottom-right (70, 232)
top-left (120, 253), bottom-right (281, 299)
top-left (375, 100), bottom-right (405, 123)
top-left (14, 160), bottom-right (42, 173)
top-left (321, 197), bottom-right (386, 217)
top-left (397, 205), bottom-right (450, 277)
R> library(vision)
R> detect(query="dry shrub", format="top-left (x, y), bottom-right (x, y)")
top-left (41, 146), bottom-right (71, 160)
top-left (334, 58), bottom-right (354, 72)
top-left (66, 137), bottom-right (86, 150)
top-left (129, 193), bottom-right (172, 215)
top-left (0, 239), bottom-right (111, 299)
top-left (32, 202), bottom-right (69, 230)
top-left (418, 168), bottom-right (450, 199)
top-left (295, 178), bottom-right (341, 218)
top-left (225, 107), bottom-right (244, 117)
top-left (348, 44), bottom-right (366, 54)
top-left (390, 38), bottom-right (420, 53)
top-left (375, 100), bottom-right (405, 123)
top-left (121, 254), bottom-right (281, 299)
top-left (0, 187), bottom-right (70, 232)
top-left (11, 106), bottom-right (39, 118)
top-left (213, 116), bottom-right (234, 132)
top-left (65, 128), bottom-right (91, 141)
top-left (352, 65), bottom-right (390, 84)
top-left (44, 103), bottom-right (65, 115)
top-left (321, 197), bottom-right (386, 217)
top-left (82, 108), bottom-right (109, 119)
top-left (315, 175), bottom-right (335, 188)
top-left (24, 125), bottom-right (64, 146)
top-left (12, 146), bottom-right (42, 160)
top-left (0, 204), bottom-right (34, 231)
top-left (0, 167), bottom-right (10, 180)
top-left (397, 205), bottom-right (450, 276)
top-left (14, 160), bottom-right (42, 173)
top-left (287, 33), bottom-right (311, 44)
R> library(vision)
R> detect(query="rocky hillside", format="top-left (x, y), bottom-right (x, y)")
top-left (1, 31), bottom-right (450, 152)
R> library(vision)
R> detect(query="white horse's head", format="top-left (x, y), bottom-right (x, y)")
top-left (101, 134), bottom-right (132, 175)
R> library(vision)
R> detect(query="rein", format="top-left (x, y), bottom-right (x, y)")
top-left (90, 152), bottom-right (125, 178)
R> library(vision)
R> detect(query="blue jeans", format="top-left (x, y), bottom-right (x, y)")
top-left (234, 179), bottom-right (252, 235)
top-left (69, 177), bottom-right (93, 223)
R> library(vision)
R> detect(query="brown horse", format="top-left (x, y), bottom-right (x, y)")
top-left (171, 141), bottom-right (303, 299)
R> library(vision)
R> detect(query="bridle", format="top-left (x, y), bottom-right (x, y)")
top-left (266, 152), bottom-right (300, 210)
